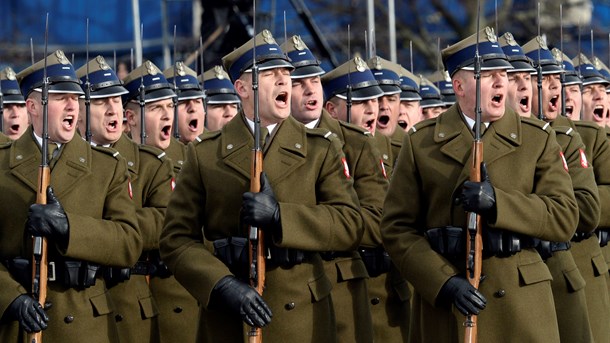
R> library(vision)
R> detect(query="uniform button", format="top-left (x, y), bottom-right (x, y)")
top-left (371, 297), bottom-right (380, 305)
top-left (494, 289), bottom-right (506, 298)
top-left (173, 307), bottom-right (183, 313)
top-left (64, 315), bottom-right (74, 324)
top-left (115, 314), bottom-right (124, 322)
top-left (284, 302), bottom-right (295, 310)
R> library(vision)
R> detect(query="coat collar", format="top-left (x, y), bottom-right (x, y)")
top-left (113, 134), bottom-right (140, 178)
top-left (10, 126), bottom-right (92, 196)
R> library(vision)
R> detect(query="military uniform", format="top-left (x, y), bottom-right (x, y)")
top-left (122, 62), bottom-right (199, 343)
top-left (0, 128), bottom-right (141, 343)
top-left (0, 133), bottom-right (8, 143)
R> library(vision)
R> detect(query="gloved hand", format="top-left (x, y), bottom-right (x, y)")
top-left (5, 294), bottom-right (49, 333)
top-left (242, 172), bottom-right (281, 234)
top-left (461, 162), bottom-right (496, 215)
top-left (26, 186), bottom-right (69, 250)
top-left (210, 275), bottom-right (272, 327)
top-left (437, 276), bottom-right (487, 316)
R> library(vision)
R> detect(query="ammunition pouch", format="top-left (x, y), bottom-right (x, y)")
top-left (6, 258), bottom-right (101, 289)
top-left (267, 245), bottom-right (305, 268)
top-left (358, 248), bottom-right (392, 277)
top-left (535, 241), bottom-right (571, 260)
top-left (425, 227), bottom-right (539, 258)
top-left (597, 229), bottom-right (610, 247)
top-left (103, 267), bottom-right (131, 288)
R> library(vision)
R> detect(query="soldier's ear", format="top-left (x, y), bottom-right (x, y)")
top-left (452, 77), bottom-right (465, 97)
top-left (234, 77), bottom-right (250, 99)
top-left (325, 101), bottom-right (337, 118)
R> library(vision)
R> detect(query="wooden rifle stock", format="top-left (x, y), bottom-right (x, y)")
top-left (464, 140), bottom-right (483, 343)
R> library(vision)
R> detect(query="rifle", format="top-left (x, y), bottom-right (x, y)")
top-left (346, 25), bottom-right (352, 124)
top-left (464, 3), bottom-right (483, 342)
top-left (172, 25), bottom-right (181, 140)
top-left (84, 18), bottom-right (92, 142)
top-left (199, 36), bottom-right (208, 129)
top-left (559, 5), bottom-right (566, 117)
top-left (139, 24), bottom-right (147, 145)
top-left (29, 13), bottom-right (50, 343)
top-left (536, 3), bottom-right (544, 121)
top-left (247, 2), bottom-right (265, 342)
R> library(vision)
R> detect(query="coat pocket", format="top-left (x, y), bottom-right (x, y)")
top-left (335, 258), bottom-right (369, 282)
top-left (518, 259), bottom-right (552, 285)
top-left (562, 265), bottom-right (586, 292)
top-left (138, 295), bottom-right (159, 319)
top-left (592, 252), bottom-right (608, 277)
top-left (308, 272), bottom-right (333, 303)
top-left (90, 291), bottom-right (112, 316)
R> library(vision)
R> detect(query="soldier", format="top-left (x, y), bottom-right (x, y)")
top-left (522, 37), bottom-right (603, 343)
top-left (498, 33), bottom-right (534, 118)
top-left (200, 65), bottom-right (240, 131)
top-left (122, 61), bottom-right (199, 343)
top-left (381, 27), bottom-right (579, 342)
top-left (322, 57), bottom-right (394, 181)
top-left (428, 69), bottom-right (456, 110)
top-left (0, 50), bottom-right (141, 342)
top-left (573, 54), bottom-right (610, 308)
top-left (160, 29), bottom-right (363, 342)
top-left (368, 56), bottom-right (405, 166)
top-left (397, 67), bottom-right (422, 131)
top-left (1, 67), bottom-right (29, 140)
top-left (282, 34), bottom-right (383, 343)
top-left (76, 55), bottom-right (176, 343)
top-left (419, 76), bottom-right (445, 120)
top-left (163, 62), bottom-right (205, 144)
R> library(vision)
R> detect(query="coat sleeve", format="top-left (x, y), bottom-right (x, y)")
top-left (137, 158), bottom-right (174, 250)
top-left (593, 128), bottom-right (610, 229)
top-left (63, 156), bottom-right (143, 267)
top-left (160, 144), bottom-right (232, 309)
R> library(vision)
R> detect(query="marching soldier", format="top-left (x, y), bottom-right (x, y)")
top-left (282, 34), bottom-right (380, 343)
top-left (76, 55), bottom-right (176, 343)
top-left (163, 62), bottom-right (205, 144)
top-left (498, 33), bottom-right (534, 118)
top-left (381, 27), bottom-right (579, 342)
top-left (1, 67), bottom-right (29, 140)
top-left (160, 29), bottom-right (363, 342)
top-left (200, 65), bottom-right (240, 131)
top-left (419, 76), bottom-right (445, 120)
top-left (523, 37), bottom-right (602, 343)
top-left (122, 61), bottom-right (199, 343)
top-left (397, 67), bottom-right (422, 131)
top-left (428, 69), bottom-right (456, 110)
top-left (0, 50), bottom-right (141, 342)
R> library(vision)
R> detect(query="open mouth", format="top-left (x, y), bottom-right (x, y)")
top-left (161, 125), bottom-right (172, 138)
top-left (491, 94), bottom-right (503, 107)
top-left (107, 120), bottom-right (118, 131)
top-left (9, 124), bottom-right (20, 133)
top-left (565, 105), bottom-right (573, 116)
top-left (275, 92), bottom-right (288, 107)
top-left (377, 115), bottom-right (390, 127)
top-left (63, 115), bottom-right (75, 129)
top-left (549, 95), bottom-right (559, 111)
top-left (397, 120), bottom-right (408, 129)
top-left (305, 99), bottom-right (318, 111)
top-left (593, 106), bottom-right (605, 121)
top-left (364, 118), bottom-right (376, 132)
top-left (189, 119), bottom-right (198, 131)
top-left (519, 96), bottom-right (530, 112)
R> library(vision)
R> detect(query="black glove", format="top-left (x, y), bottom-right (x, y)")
top-left (242, 172), bottom-right (281, 234)
top-left (461, 162), bottom-right (496, 215)
top-left (210, 276), bottom-right (272, 327)
top-left (437, 276), bottom-right (487, 316)
top-left (26, 186), bottom-right (69, 250)
top-left (4, 295), bottom-right (49, 333)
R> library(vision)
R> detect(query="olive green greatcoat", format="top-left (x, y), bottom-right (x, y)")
top-left (540, 119), bottom-right (599, 343)
top-left (0, 127), bottom-right (142, 343)
top-left (381, 105), bottom-right (579, 343)
top-left (148, 136), bottom-right (199, 343)
top-left (0, 132), bottom-right (9, 143)
top-left (160, 114), bottom-right (363, 343)
top-left (571, 121), bottom-right (610, 343)
top-left (317, 110), bottom-right (383, 343)
top-left (373, 133), bottom-right (394, 179)
top-left (107, 134), bottom-right (174, 343)
top-left (388, 127), bottom-right (404, 167)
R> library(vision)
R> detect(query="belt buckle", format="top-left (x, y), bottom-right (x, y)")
top-left (48, 261), bottom-right (56, 282)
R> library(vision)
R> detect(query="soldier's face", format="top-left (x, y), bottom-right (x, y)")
top-left (2, 103), bottom-right (28, 140)
top-left (78, 96), bottom-right (123, 145)
top-left (531, 74), bottom-right (561, 121)
top-left (422, 106), bottom-right (443, 120)
top-left (127, 98), bottom-right (175, 150)
top-left (581, 83), bottom-right (608, 127)
top-left (398, 100), bottom-right (421, 131)
top-left (564, 84), bottom-right (582, 121)
top-left (28, 91), bottom-right (79, 143)
top-left (177, 98), bottom-right (205, 144)
top-left (205, 103), bottom-right (238, 131)
top-left (376, 94), bottom-right (400, 137)
top-left (236, 67), bottom-right (291, 127)
top-left (290, 76), bottom-right (323, 124)
top-left (325, 97), bottom-right (379, 134)
top-left (454, 69), bottom-right (507, 122)
top-left (507, 72), bottom-right (532, 117)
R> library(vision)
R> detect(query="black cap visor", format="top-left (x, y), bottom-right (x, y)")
top-left (291, 65), bottom-right (325, 79)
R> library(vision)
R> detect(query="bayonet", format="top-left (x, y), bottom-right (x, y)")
top-left (560, 5), bottom-right (566, 117)
top-left (536, 2), bottom-right (544, 121)
top-left (172, 25), bottom-right (180, 140)
top-left (346, 25), bottom-right (352, 124)
top-left (84, 18), bottom-right (92, 142)
top-left (139, 24), bottom-right (147, 145)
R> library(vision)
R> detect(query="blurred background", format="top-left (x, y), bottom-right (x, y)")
top-left (1, 0), bottom-right (610, 76)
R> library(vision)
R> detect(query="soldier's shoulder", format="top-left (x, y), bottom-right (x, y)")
top-left (552, 125), bottom-right (577, 137)
top-left (192, 130), bottom-right (222, 146)
top-left (0, 140), bottom-right (13, 149)
top-left (408, 118), bottom-right (436, 135)
top-left (573, 120), bottom-right (602, 131)
top-left (139, 144), bottom-right (167, 161)
top-left (306, 127), bottom-right (335, 141)
top-left (338, 121), bottom-right (370, 136)
top-left (91, 145), bottom-right (122, 160)
top-left (520, 116), bottom-right (553, 135)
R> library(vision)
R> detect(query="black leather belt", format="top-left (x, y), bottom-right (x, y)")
top-left (536, 240), bottom-right (571, 260)
top-left (572, 232), bottom-right (593, 242)
top-left (131, 261), bottom-right (156, 275)
top-left (320, 251), bottom-right (353, 261)
top-left (597, 229), bottom-right (610, 247)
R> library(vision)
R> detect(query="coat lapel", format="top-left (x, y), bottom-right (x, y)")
top-left (49, 137), bottom-right (92, 198)
top-left (222, 113), bottom-right (254, 180)
top-left (113, 134), bottom-right (140, 183)
top-left (10, 128), bottom-right (41, 193)
top-left (482, 107), bottom-right (521, 165)
top-left (263, 116), bottom-right (307, 185)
